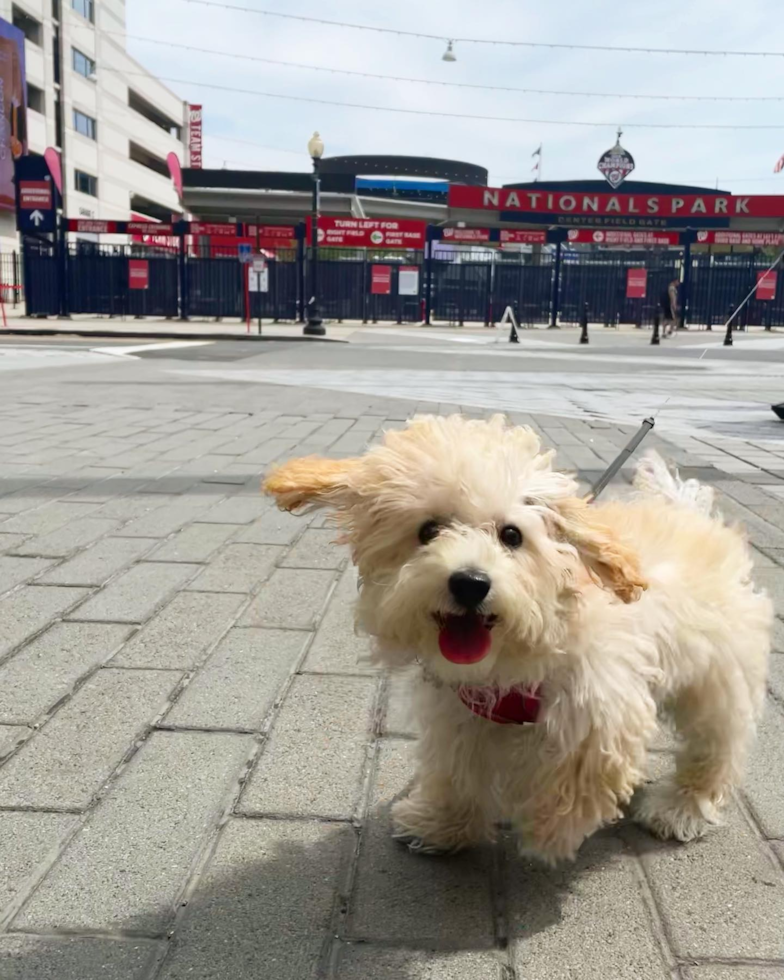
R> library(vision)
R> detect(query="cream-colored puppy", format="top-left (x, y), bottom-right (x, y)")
top-left (265, 415), bottom-right (771, 863)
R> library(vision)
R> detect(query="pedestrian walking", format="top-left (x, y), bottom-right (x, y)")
top-left (660, 278), bottom-right (680, 337)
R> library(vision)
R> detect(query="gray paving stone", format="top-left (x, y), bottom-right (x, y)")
top-left (15, 731), bottom-right (253, 933)
top-left (349, 738), bottom-right (494, 945)
top-left (37, 535), bottom-right (158, 587)
top-left (234, 507), bottom-right (307, 545)
top-left (71, 562), bottom-right (201, 623)
top-left (0, 533), bottom-right (30, 554)
top-left (197, 495), bottom-right (271, 524)
top-left (113, 500), bottom-right (209, 538)
top-left (278, 527), bottom-right (348, 570)
top-left (184, 542), bottom-right (283, 593)
top-left (156, 818), bottom-right (352, 980)
top-left (0, 622), bottom-right (133, 724)
top-left (335, 946), bottom-right (504, 980)
top-left (683, 967), bottom-right (784, 980)
top-left (239, 674), bottom-right (376, 817)
top-left (769, 654), bottom-right (784, 702)
top-left (92, 494), bottom-right (172, 523)
top-left (0, 556), bottom-right (55, 594)
top-left (0, 586), bottom-right (90, 663)
top-left (148, 523), bottom-right (237, 563)
top-left (0, 668), bottom-right (180, 810)
top-left (11, 517), bottom-right (120, 558)
top-left (164, 627), bottom-right (305, 730)
top-left (636, 801), bottom-right (784, 958)
top-left (303, 566), bottom-right (376, 674)
top-left (0, 936), bottom-right (157, 980)
top-left (0, 724), bottom-right (27, 758)
top-left (111, 592), bottom-right (244, 669)
top-left (507, 833), bottom-right (669, 979)
top-left (240, 568), bottom-right (335, 630)
top-left (753, 566), bottom-right (784, 607)
top-left (0, 812), bottom-right (76, 919)
top-left (0, 501), bottom-right (97, 536)
top-left (743, 700), bottom-right (784, 839)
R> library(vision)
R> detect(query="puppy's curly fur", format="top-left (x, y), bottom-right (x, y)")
top-left (265, 415), bottom-right (772, 863)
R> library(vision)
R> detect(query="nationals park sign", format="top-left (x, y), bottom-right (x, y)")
top-left (448, 185), bottom-right (784, 229)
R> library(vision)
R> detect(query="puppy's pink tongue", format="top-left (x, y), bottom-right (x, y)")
top-left (438, 613), bottom-right (491, 664)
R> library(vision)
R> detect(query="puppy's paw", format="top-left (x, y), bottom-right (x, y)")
top-left (391, 830), bottom-right (450, 856)
top-left (633, 782), bottom-right (721, 843)
top-left (390, 796), bottom-right (478, 854)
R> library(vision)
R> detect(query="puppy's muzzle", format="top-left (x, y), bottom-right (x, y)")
top-left (448, 568), bottom-right (491, 610)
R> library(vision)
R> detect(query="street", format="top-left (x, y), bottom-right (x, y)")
top-left (0, 327), bottom-right (783, 979)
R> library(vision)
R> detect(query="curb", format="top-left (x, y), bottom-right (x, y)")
top-left (0, 328), bottom-right (346, 343)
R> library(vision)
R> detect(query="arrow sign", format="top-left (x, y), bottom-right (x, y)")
top-left (16, 162), bottom-right (58, 234)
top-left (30, 210), bottom-right (44, 227)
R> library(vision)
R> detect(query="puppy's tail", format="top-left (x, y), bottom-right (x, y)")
top-left (633, 451), bottom-right (715, 516)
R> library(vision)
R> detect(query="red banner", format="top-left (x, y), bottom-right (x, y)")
top-left (190, 222), bottom-right (238, 237)
top-left (128, 259), bottom-right (149, 290)
top-left (626, 268), bottom-right (647, 299)
top-left (757, 270), bottom-right (777, 301)
top-left (188, 105), bottom-right (203, 168)
top-left (567, 229), bottom-right (680, 246)
top-left (370, 265), bottom-right (392, 295)
top-left (308, 217), bottom-right (426, 249)
top-left (67, 219), bottom-right (117, 234)
top-left (499, 229), bottom-right (547, 244)
top-left (449, 185), bottom-right (784, 220)
top-left (442, 227), bottom-right (490, 243)
top-left (247, 224), bottom-right (297, 248)
top-left (696, 231), bottom-right (784, 247)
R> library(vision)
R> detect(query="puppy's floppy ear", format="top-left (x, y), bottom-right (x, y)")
top-left (263, 456), bottom-right (362, 513)
top-left (550, 497), bottom-right (646, 603)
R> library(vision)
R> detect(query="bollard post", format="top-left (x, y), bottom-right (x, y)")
top-left (651, 310), bottom-right (660, 345)
top-left (579, 302), bottom-right (589, 344)
top-left (723, 302), bottom-right (735, 347)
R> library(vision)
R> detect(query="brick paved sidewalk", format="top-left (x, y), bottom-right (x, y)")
top-left (0, 382), bottom-right (783, 979)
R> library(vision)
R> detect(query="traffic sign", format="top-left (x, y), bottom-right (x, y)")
top-left (15, 156), bottom-right (59, 234)
top-left (238, 243), bottom-right (253, 264)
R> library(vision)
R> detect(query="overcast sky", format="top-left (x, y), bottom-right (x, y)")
top-left (126, 0), bottom-right (784, 194)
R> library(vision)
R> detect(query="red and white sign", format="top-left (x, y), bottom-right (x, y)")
top-left (19, 180), bottom-right (53, 210)
top-left (567, 229), bottom-right (680, 246)
top-left (190, 222), bottom-right (238, 237)
top-left (308, 217), bottom-right (426, 249)
top-left (129, 214), bottom-right (177, 252)
top-left (247, 224), bottom-right (297, 249)
top-left (449, 185), bottom-right (784, 220)
top-left (188, 105), bottom-right (203, 168)
top-left (370, 265), bottom-right (392, 295)
top-left (128, 259), bottom-right (149, 290)
top-left (442, 227), bottom-right (490, 243)
top-left (757, 270), bottom-right (778, 301)
top-left (696, 231), bottom-right (784, 247)
top-left (67, 219), bottom-right (116, 234)
top-left (499, 229), bottom-right (547, 244)
top-left (626, 268), bottom-right (648, 299)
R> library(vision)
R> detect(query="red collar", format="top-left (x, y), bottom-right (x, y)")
top-left (458, 685), bottom-right (541, 725)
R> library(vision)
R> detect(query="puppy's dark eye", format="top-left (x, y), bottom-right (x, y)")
top-left (499, 524), bottom-right (523, 549)
top-left (418, 520), bottom-right (440, 545)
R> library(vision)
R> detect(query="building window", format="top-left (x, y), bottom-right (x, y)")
top-left (129, 141), bottom-right (169, 178)
top-left (74, 169), bottom-right (97, 196)
top-left (128, 89), bottom-right (181, 138)
top-left (54, 94), bottom-right (63, 147)
top-left (27, 84), bottom-right (45, 115)
top-left (73, 109), bottom-right (96, 140)
top-left (12, 5), bottom-right (42, 45)
top-left (72, 48), bottom-right (95, 78)
top-left (52, 0), bottom-right (60, 19)
top-left (53, 27), bottom-right (60, 84)
top-left (71, 0), bottom-right (93, 23)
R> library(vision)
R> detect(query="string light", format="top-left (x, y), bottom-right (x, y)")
top-left (178, 0), bottom-right (784, 58)
top-left (98, 69), bottom-right (784, 130)
top-left (96, 31), bottom-right (784, 103)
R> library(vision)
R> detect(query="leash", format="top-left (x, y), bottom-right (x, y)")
top-left (584, 416), bottom-right (655, 503)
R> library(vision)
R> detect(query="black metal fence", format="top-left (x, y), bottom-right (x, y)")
top-left (20, 238), bottom-right (784, 330)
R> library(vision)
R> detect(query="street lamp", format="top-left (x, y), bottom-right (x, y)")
top-left (304, 131), bottom-right (326, 336)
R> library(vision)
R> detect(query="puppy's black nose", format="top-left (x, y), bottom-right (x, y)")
top-left (449, 568), bottom-right (491, 609)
